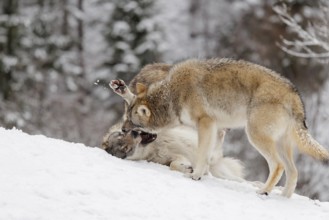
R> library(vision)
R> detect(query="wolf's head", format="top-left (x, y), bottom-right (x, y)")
top-left (102, 129), bottom-right (157, 159)
top-left (102, 130), bottom-right (140, 159)
top-left (110, 79), bottom-right (171, 133)
top-left (122, 82), bottom-right (154, 131)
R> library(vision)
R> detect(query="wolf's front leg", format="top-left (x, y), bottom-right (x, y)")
top-left (189, 116), bottom-right (217, 180)
top-left (209, 129), bottom-right (226, 165)
top-left (109, 79), bottom-right (135, 104)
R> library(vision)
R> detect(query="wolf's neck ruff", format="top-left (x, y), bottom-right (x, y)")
top-left (145, 81), bottom-right (176, 128)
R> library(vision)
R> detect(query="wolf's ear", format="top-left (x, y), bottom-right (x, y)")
top-left (137, 105), bottom-right (151, 117)
top-left (136, 83), bottom-right (147, 97)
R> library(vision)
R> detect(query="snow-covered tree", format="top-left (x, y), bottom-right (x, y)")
top-left (0, 0), bottom-right (88, 131)
top-left (102, 0), bottom-right (162, 82)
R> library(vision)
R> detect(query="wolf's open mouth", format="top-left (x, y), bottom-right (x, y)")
top-left (140, 131), bottom-right (157, 145)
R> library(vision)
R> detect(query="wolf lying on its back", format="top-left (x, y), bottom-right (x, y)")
top-left (111, 58), bottom-right (329, 198)
top-left (102, 124), bottom-right (244, 182)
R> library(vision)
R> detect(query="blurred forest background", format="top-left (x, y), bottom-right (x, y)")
top-left (0, 0), bottom-right (328, 201)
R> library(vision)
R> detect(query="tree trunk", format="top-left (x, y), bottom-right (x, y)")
top-left (77, 0), bottom-right (85, 78)
top-left (61, 0), bottom-right (68, 35)
top-left (1, 0), bottom-right (19, 100)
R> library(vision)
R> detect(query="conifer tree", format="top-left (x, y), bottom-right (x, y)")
top-left (0, 0), bottom-right (23, 100)
top-left (103, 0), bottom-right (162, 82)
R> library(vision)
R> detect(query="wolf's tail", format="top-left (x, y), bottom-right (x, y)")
top-left (292, 124), bottom-right (329, 161)
top-left (209, 157), bottom-right (245, 182)
top-left (290, 94), bottom-right (329, 161)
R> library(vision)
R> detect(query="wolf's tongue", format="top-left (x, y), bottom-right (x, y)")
top-left (140, 132), bottom-right (157, 145)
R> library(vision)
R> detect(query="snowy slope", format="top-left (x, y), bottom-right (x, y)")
top-left (0, 128), bottom-right (329, 220)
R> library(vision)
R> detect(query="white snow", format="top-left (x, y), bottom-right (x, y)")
top-left (2, 56), bottom-right (18, 71)
top-left (112, 21), bottom-right (131, 36)
top-left (1, 127), bottom-right (329, 220)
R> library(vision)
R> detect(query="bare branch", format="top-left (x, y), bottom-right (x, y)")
top-left (273, 2), bottom-right (329, 63)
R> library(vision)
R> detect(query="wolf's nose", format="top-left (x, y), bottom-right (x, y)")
top-left (122, 128), bottom-right (129, 133)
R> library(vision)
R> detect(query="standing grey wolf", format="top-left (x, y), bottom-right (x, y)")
top-left (102, 124), bottom-right (244, 182)
top-left (103, 62), bottom-right (243, 182)
top-left (110, 58), bottom-right (329, 198)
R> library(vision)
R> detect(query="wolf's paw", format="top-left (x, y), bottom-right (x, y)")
top-left (281, 188), bottom-right (293, 198)
top-left (110, 79), bottom-right (127, 95)
top-left (256, 188), bottom-right (269, 196)
top-left (181, 164), bottom-right (193, 174)
top-left (185, 171), bottom-right (203, 181)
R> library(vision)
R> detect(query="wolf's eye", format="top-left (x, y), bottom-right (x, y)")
top-left (120, 145), bottom-right (127, 150)
top-left (121, 145), bottom-right (130, 153)
top-left (131, 130), bottom-right (139, 138)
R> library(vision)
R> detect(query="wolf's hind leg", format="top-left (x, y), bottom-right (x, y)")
top-left (246, 124), bottom-right (284, 195)
top-left (170, 156), bottom-right (193, 174)
top-left (246, 104), bottom-right (290, 195)
top-left (278, 133), bottom-right (298, 198)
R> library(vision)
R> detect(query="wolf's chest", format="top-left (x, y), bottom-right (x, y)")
top-left (179, 108), bottom-right (197, 127)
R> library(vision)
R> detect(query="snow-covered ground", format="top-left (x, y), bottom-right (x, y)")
top-left (1, 128), bottom-right (329, 220)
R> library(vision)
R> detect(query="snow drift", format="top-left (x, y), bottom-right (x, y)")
top-left (0, 128), bottom-right (328, 220)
